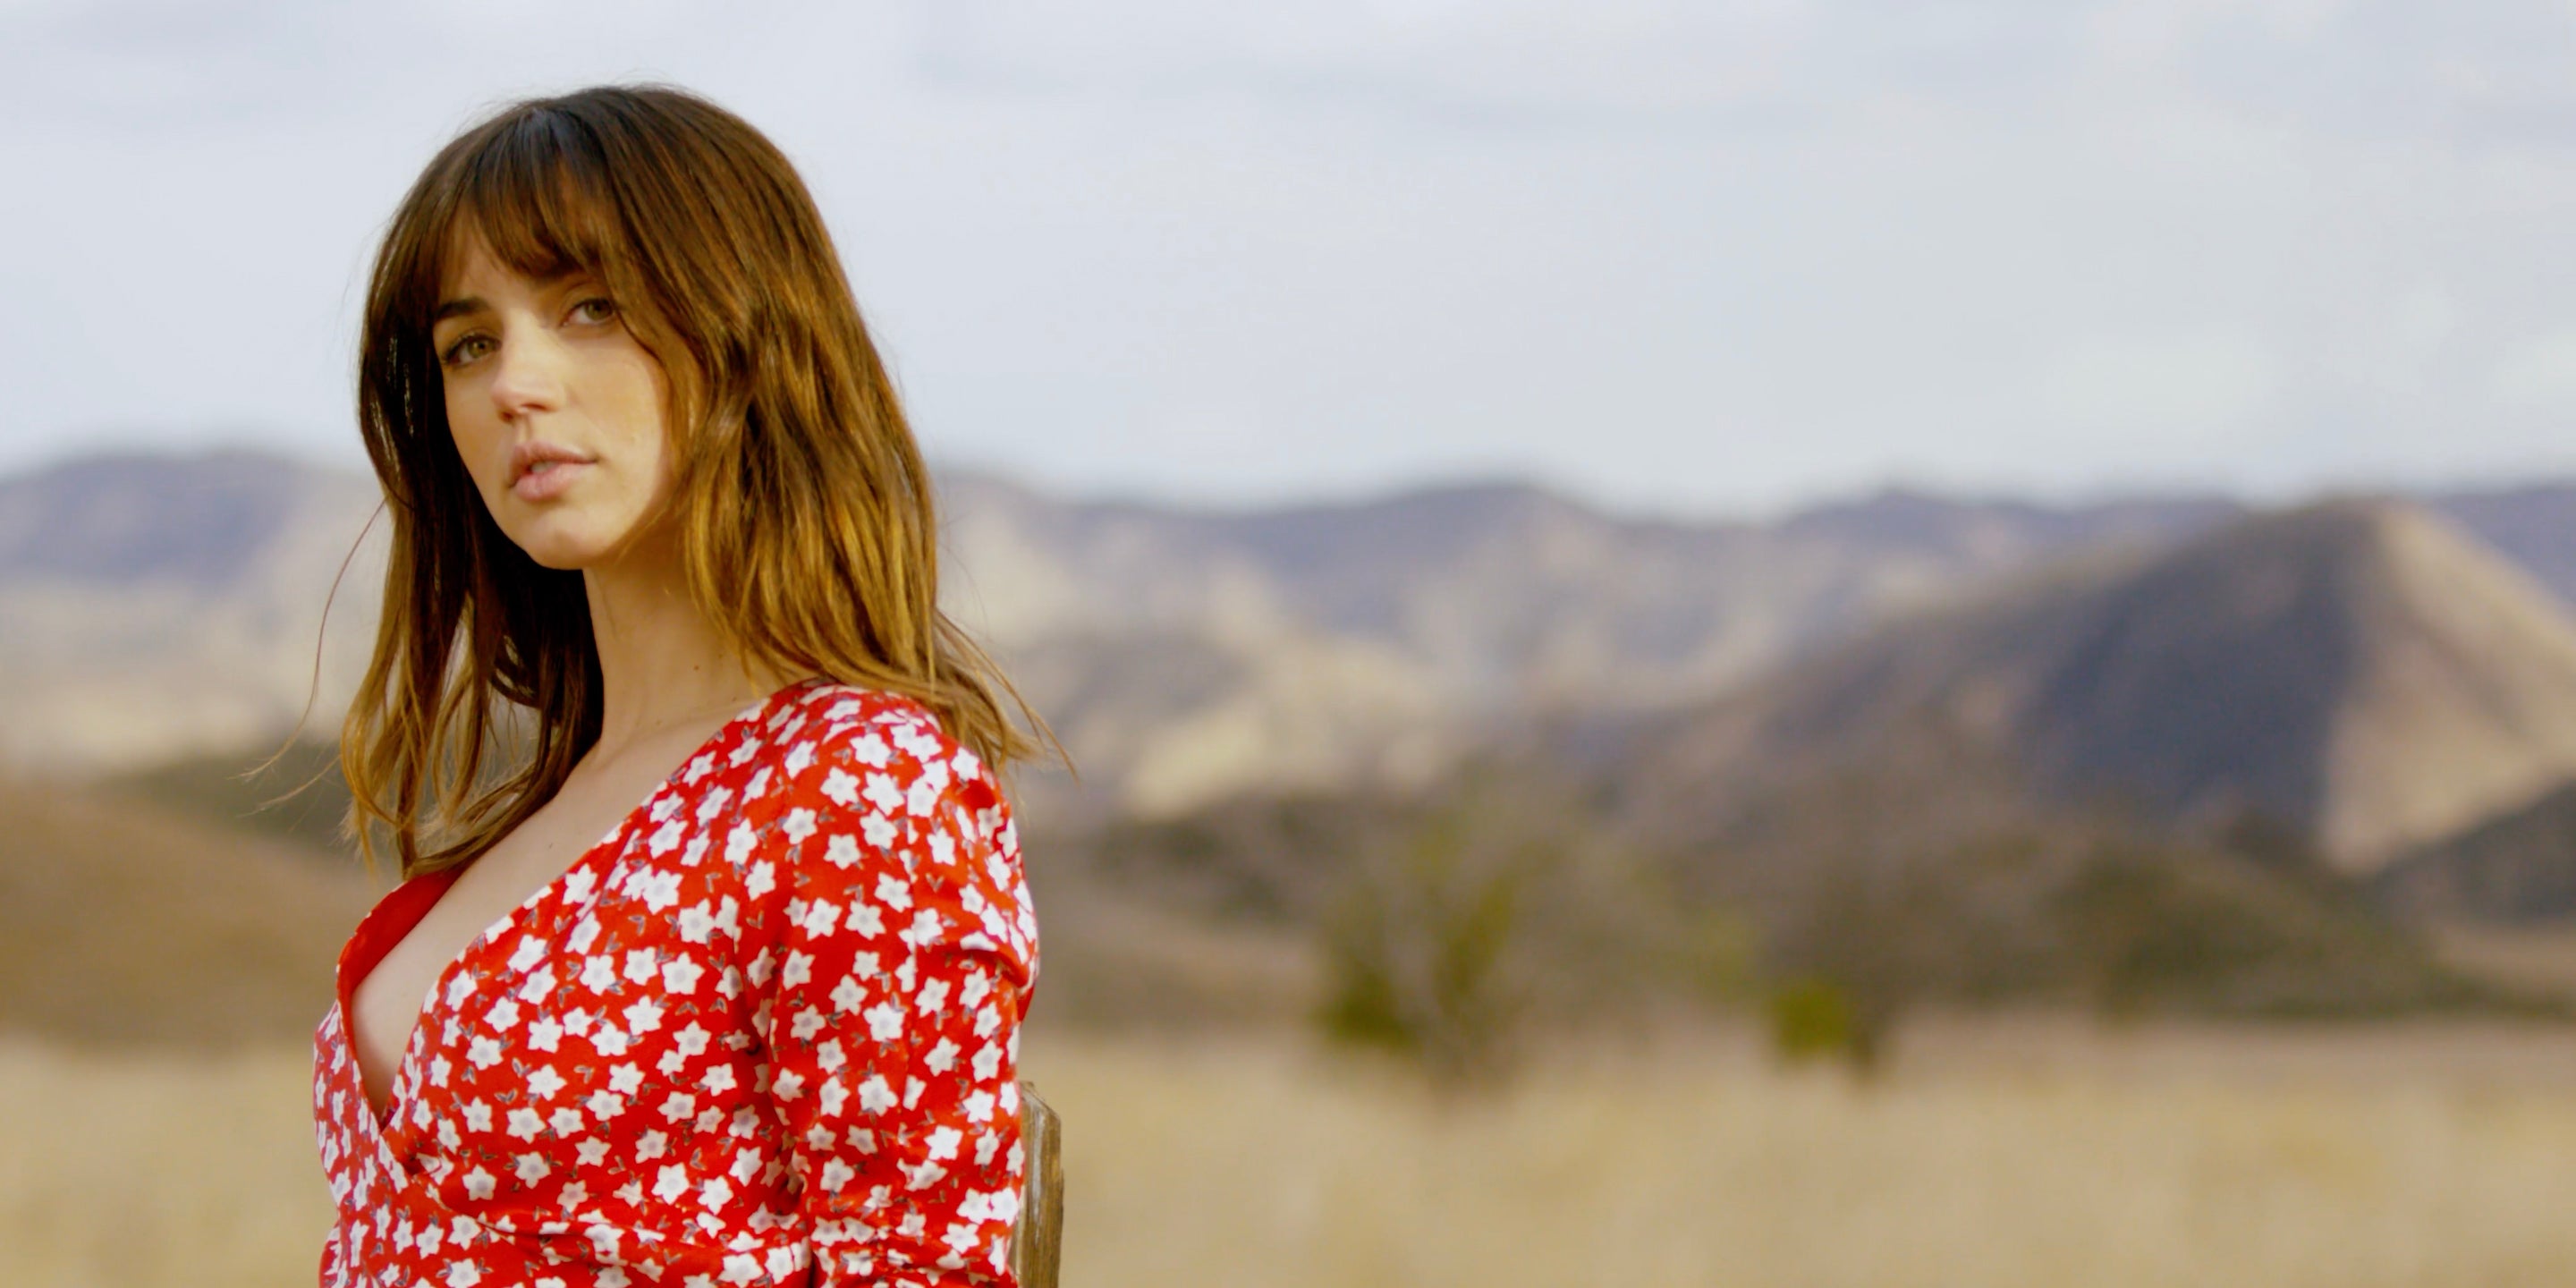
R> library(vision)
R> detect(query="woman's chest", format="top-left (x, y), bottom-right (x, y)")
top-left (402, 905), bottom-right (776, 1220)
top-left (338, 775), bottom-right (811, 1224)
top-left (351, 728), bottom-right (763, 1108)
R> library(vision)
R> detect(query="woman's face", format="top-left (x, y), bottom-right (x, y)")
top-left (432, 234), bottom-right (676, 572)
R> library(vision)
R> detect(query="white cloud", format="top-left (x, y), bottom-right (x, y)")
top-left (2037, 330), bottom-right (2283, 434)
top-left (919, 0), bottom-right (1826, 115)
top-left (2491, 330), bottom-right (2576, 409)
top-left (8, 1), bottom-right (2576, 513)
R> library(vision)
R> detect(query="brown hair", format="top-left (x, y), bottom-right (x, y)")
top-left (343, 83), bottom-right (1049, 878)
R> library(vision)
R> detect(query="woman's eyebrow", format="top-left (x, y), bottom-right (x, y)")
top-left (430, 296), bottom-right (487, 325)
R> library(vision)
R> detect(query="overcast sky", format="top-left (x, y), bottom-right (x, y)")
top-left (7, 0), bottom-right (2576, 518)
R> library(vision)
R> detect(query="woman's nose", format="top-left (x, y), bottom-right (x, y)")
top-left (487, 330), bottom-right (567, 419)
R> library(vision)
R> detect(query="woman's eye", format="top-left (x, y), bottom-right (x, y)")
top-left (570, 296), bottom-right (618, 325)
top-left (438, 335), bottom-right (493, 368)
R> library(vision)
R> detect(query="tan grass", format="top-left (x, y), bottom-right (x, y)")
top-left (1024, 1023), bottom-right (2576, 1288)
top-left (0, 1039), bottom-right (330, 1288)
top-left (8, 1022), bottom-right (2576, 1288)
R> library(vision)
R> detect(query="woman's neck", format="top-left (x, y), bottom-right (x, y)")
top-left (580, 523), bottom-right (801, 753)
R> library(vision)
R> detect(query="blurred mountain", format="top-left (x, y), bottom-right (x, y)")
top-left (1777, 487), bottom-right (2243, 567)
top-left (937, 472), bottom-right (2232, 816)
top-left (20, 449), bottom-right (2576, 1044)
top-left (0, 449), bottom-right (385, 773)
top-left (945, 475), bottom-right (2238, 708)
top-left (2378, 783), bottom-right (2576, 922)
top-left (1629, 499), bottom-right (2576, 875)
top-left (0, 775), bottom-right (375, 1047)
top-left (28, 448), bottom-right (2576, 855)
top-left (2428, 484), bottom-right (2576, 606)
top-left (1065, 703), bottom-right (2497, 1030)
top-left (0, 449), bottom-right (2235, 817)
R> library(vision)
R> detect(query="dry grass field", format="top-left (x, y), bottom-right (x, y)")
top-left (6, 1019), bottom-right (2576, 1288)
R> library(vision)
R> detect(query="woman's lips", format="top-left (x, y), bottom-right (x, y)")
top-left (513, 459), bottom-right (591, 502)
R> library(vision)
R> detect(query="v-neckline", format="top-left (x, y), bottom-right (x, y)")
top-left (340, 677), bottom-right (823, 1132)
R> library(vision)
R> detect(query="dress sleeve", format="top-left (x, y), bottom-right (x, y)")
top-left (755, 706), bottom-right (1039, 1287)
top-left (317, 1224), bottom-right (344, 1288)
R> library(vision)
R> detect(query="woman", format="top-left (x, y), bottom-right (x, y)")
top-left (310, 84), bottom-right (1046, 1287)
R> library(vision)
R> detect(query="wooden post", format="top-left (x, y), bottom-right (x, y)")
top-left (1010, 1080), bottom-right (1063, 1288)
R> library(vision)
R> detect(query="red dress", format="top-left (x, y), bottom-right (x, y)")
top-left (310, 680), bottom-right (1039, 1287)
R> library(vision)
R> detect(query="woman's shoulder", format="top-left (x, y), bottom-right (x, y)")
top-left (735, 682), bottom-right (1030, 956)
top-left (772, 681), bottom-right (953, 748)
top-left (731, 680), bottom-right (1014, 858)
top-left (758, 682), bottom-right (996, 796)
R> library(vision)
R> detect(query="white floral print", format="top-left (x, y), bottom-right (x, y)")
top-left (310, 680), bottom-right (1038, 1286)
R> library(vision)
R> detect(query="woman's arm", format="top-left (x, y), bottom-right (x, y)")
top-left (755, 703), bottom-right (1038, 1286)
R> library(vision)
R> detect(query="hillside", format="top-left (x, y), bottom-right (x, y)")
top-left (3, 449), bottom-right (2233, 817)
top-left (0, 776), bottom-right (377, 1048)
top-left (2378, 783), bottom-right (2576, 923)
top-left (2431, 483), bottom-right (2576, 608)
top-left (897, 476), bottom-right (2229, 815)
top-left (0, 450), bottom-right (385, 773)
top-left (1631, 499), bottom-right (2576, 875)
top-left (944, 474), bottom-right (2235, 715)
top-left (29, 448), bottom-right (2576, 850)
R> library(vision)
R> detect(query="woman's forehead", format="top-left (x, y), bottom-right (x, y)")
top-left (433, 219), bottom-right (597, 305)
top-left (436, 176), bottom-right (611, 277)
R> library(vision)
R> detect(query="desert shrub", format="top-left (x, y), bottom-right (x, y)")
top-left (1766, 977), bottom-right (1864, 1067)
top-left (2055, 837), bottom-right (2486, 1018)
top-left (1316, 794), bottom-right (1542, 1088)
top-left (1314, 766), bottom-right (1751, 1088)
top-left (1759, 864), bottom-right (1956, 1074)
top-left (112, 739), bottom-right (353, 857)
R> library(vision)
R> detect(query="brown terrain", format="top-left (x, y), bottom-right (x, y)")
top-left (0, 776), bottom-right (374, 1049)
top-left (1629, 499), bottom-right (2576, 872)
top-left (16, 456), bottom-right (2576, 1040)
top-left (15, 452), bottom-right (2576, 1286)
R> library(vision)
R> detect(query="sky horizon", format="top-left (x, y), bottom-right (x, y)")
top-left (11, 2), bottom-right (2576, 521)
top-left (20, 428), bottom-right (2576, 530)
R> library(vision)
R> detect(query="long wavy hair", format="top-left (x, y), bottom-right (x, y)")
top-left (343, 83), bottom-right (1049, 879)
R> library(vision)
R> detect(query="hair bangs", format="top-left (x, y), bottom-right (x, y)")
top-left (437, 108), bottom-right (630, 296)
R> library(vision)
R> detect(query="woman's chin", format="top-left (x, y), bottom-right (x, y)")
top-left (522, 547), bottom-right (604, 572)
top-left (494, 490), bottom-right (677, 575)
top-left (503, 521), bottom-right (633, 573)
